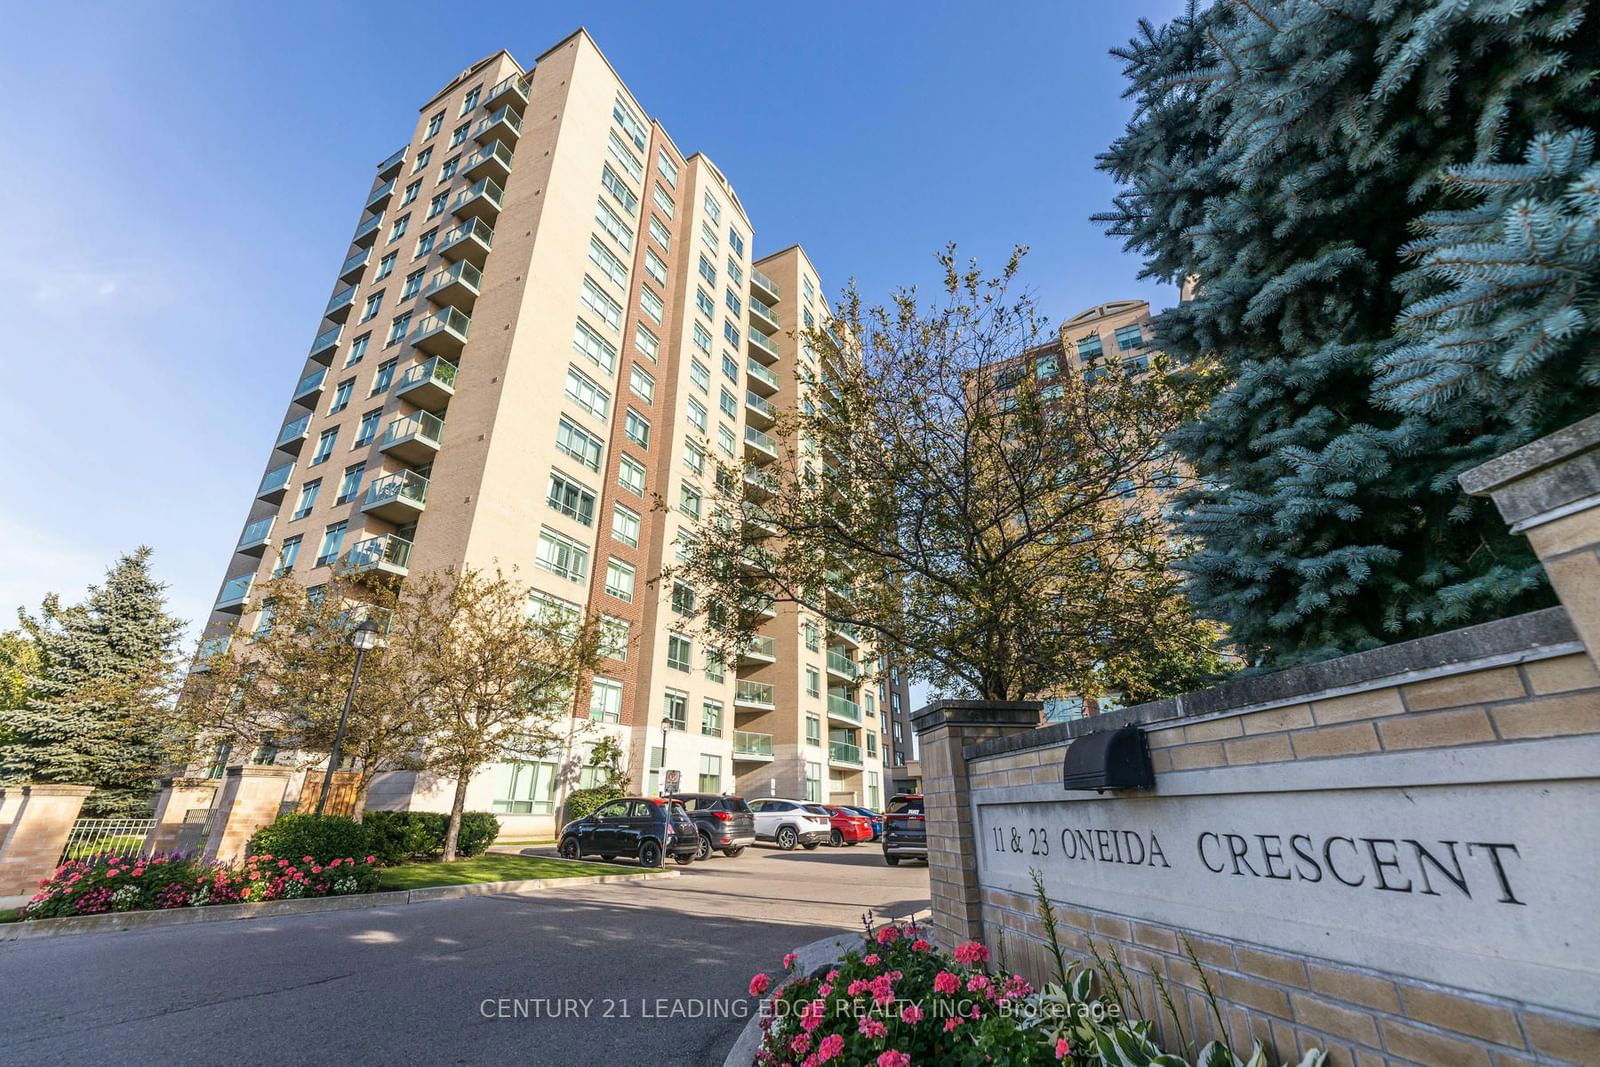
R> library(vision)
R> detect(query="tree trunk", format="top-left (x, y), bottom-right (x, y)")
top-left (351, 775), bottom-right (372, 824)
top-left (441, 769), bottom-right (472, 862)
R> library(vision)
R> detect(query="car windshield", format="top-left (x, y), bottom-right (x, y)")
top-left (887, 796), bottom-right (924, 815)
top-left (803, 804), bottom-right (832, 816)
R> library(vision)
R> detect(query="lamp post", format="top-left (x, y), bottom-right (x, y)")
top-left (659, 715), bottom-right (672, 796)
top-left (316, 617), bottom-right (382, 815)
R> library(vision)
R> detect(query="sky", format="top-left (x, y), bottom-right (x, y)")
top-left (0, 0), bottom-right (1188, 665)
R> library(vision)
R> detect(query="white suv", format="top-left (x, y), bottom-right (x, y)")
top-left (748, 798), bottom-right (832, 851)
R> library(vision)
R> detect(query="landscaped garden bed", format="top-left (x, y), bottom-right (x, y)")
top-left (376, 852), bottom-right (617, 890)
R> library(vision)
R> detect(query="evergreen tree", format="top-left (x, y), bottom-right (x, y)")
top-left (1, 548), bottom-right (186, 815)
top-left (1097, 0), bottom-right (1599, 665)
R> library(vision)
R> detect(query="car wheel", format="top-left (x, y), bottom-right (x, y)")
top-left (776, 826), bottom-right (798, 851)
top-left (721, 847), bottom-right (746, 858)
top-left (884, 854), bottom-right (900, 866)
top-left (674, 849), bottom-right (695, 865)
top-left (802, 842), bottom-right (819, 850)
top-left (829, 829), bottom-right (843, 847)
top-left (696, 834), bottom-right (713, 861)
top-left (558, 837), bottom-right (581, 860)
top-left (639, 840), bottom-right (663, 868)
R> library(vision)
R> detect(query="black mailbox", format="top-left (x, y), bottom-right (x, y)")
top-left (1061, 725), bottom-right (1154, 792)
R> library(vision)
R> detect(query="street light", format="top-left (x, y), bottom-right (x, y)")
top-left (659, 715), bottom-right (672, 796)
top-left (316, 617), bottom-right (382, 815)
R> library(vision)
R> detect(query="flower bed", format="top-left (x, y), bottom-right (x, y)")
top-left (21, 850), bottom-right (382, 920)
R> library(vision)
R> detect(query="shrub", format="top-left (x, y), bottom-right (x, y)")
top-left (359, 810), bottom-right (501, 863)
top-left (247, 813), bottom-right (370, 867)
top-left (454, 812), bottom-right (500, 857)
top-left (564, 786), bottom-right (623, 823)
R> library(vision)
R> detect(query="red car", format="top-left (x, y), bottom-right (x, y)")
top-left (821, 804), bottom-right (874, 846)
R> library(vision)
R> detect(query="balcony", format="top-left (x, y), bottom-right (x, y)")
top-left (743, 503), bottom-right (779, 537)
top-left (410, 306), bottom-right (470, 357)
top-left (745, 390), bottom-right (776, 428)
top-left (366, 177), bottom-right (396, 211)
top-left (324, 283), bottom-right (357, 323)
top-left (380, 410), bottom-right (445, 465)
top-left (345, 534), bottom-right (412, 577)
top-left (309, 324), bottom-right (342, 365)
top-left (450, 177), bottom-right (504, 223)
top-left (827, 694), bottom-right (861, 724)
top-left (743, 468), bottom-right (778, 500)
top-left (236, 516), bottom-right (274, 555)
top-left (361, 470), bottom-right (428, 524)
top-left (376, 145), bottom-right (407, 180)
top-left (829, 740), bottom-right (863, 767)
top-left (484, 74), bottom-right (530, 111)
top-left (439, 217), bottom-right (493, 268)
top-left (829, 622), bottom-right (862, 648)
top-left (751, 267), bottom-right (781, 303)
top-left (749, 296), bottom-right (780, 334)
top-left (737, 635), bottom-right (776, 665)
top-left (464, 140), bottom-right (513, 184)
top-left (424, 260), bottom-right (483, 311)
top-left (826, 649), bottom-right (859, 683)
top-left (394, 357), bottom-right (457, 412)
top-left (338, 247), bottom-right (371, 285)
top-left (292, 366), bottom-right (328, 406)
top-left (749, 329), bottom-right (780, 363)
top-left (474, 105), bottom-right (523, 144)
top-left (747, 359), bottom-right (779, 395)
top-left (275, 413), bottom-right (311, 454)
top-left (214, 573), bottom-right (253, 613)
top-left (734, 680), bottom-right (775, 709)
top-left (733, 731), bottom-right (775, 762)
top-left (352, 212), bottom-right (383, 248)
top-left (257, 462), bottom-right (294, 503)
top-left (744, 425), bottom-right (778, 462)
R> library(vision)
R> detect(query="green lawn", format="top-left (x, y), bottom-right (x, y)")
top-left (0, 908), bottom-right (18, 924)
top-left (376, 853), bottom-right (620, 891)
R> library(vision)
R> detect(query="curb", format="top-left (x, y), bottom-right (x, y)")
top-left (0, 867), bottom-right (679, 942)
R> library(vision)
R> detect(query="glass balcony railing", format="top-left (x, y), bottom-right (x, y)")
top-left (345, 534), bottom-right (412, 575)
top-left (751, 267), bottom-right (780, 300)
top-left (325, 284), bottom-right (357, 320)
top-left (338, 247), bottom-right (371, 283)
top-left (829, 622), bottom-right (862, 646)
top-left (745, 390), bottom-right (776, 422)
top-left (352, 212), bottom-right (383, 247)
top-left (485, 73), bottom-right (530, 109)
top-left (363, 469), bottom-right (429, 513)
top-left (237, 516), bottom-right (274, 552)
top-left (750, 296), bottom-right (779, 324)
top-left (376, 146), bottom-right (407, 177)
top-left (366, 177), bottom-right (396, 209)
top-left (733, 731), bottom-right (775, 758)
top-left (828, 694), bottom-right (861, 722)
top-left (829, 740), bottom-right (862, 765)
top-left (749, 329), bottom-right (780, 362)
top-left (735, 680), bottom-right (775, 707)
top-left (410, 306), bottom-right (470, 355)
top-left (425, 260), bottom-right (482, 302)
top-left (747, 359), bottom-right (779, 392)
top-left (739, 635), bottom-right (777, 660)
top-left (258, 462), bottom-right (294, 500)
top-left (451, 177), bottom-right (504, 218)
top-left (215, 573), bottom-right (253, 611)
top-left (474, 105), bottom-right (523, 142)
top-left (309, 324), bottom-right (342, 362)
top-left (394, 356), bottom-right (457, 410)
top-left (293, 366), bottom-right (328, 402)
top-left (276, 414), bottom-right (311, 450)
top-left (744, 468), bottom-right (779, 496)
top-left (439, 217), bottom-right (494, 263)
top-left (745, 425), bottom-right (777, 458)
top-left (383, 410), bottom-right (445, 449)
top-left (464, 139), bottom-right (514, 181)
top-left (826, 650), bottom-right (859, 680)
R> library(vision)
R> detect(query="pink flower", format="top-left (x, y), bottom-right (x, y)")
top-left (875, 925), bottom-right (901, 946)
top-left (302, 855), bottom-right (315, 864)
top-left (364, 855), bottom-right (376, 864)
top-left (789, 1034), bottom-right (811, 1056)
top-left (846, 979), bottom-right (869, 996)
top-left (877, 1053), bottom-right (912, 1067)
top-left (277, 859), bottom-right (289, 868)
top-left (933, 971), bottom-right (961, 995)
top-left (328, 858), bottom-right (341, 868)
top-left (943, 1017), bottom-right (962, 1033)
top-left (800, 999), bottom-right (825, 1032)
top-left (311, 866), bottom-right (323, 874)
top-left (858, 1017), bottom-right (888, 1039)
top-left (815, 1035), bottom-right (844, 1063)
top-left (966, 974), bottom-right (991, 994)
top-left (783, 952), bottom-right (798, 970)
top-left (749, 973), bottom-right (771, 997)
top-left (863, 953), bottom-right (880, 966)
top-left (910, 939), bottom-right (931, 953)
top-left (818, 983), bottom-right (833, 997)
top-left (826, 969), bottom-right (839, 982)
top-left (1055, 1037), bottom-right (1071, 1060)
top-left (900, 1003), bottom-right (923, 1024)
top-left (953, 940), bottom-right (989, 966)
top-left (1004, 975), bottom-right (1034, 999)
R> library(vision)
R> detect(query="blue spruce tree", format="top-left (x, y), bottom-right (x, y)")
top-left (1097, 0), bottom-right (1599, 665)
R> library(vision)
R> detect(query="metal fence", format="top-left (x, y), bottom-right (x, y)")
top-left (58, 817), bottom-right (158, 863)
top-left (171, 808), bottom-right (226, 857)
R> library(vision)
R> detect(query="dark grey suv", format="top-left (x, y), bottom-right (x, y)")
top-left (882, 793), bottom-right (926, 865)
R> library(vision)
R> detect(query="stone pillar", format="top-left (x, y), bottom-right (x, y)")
top-left (1462, 412), bottom-right (1600, 668)
top-left (912, 700), bottom-right (1041, 951)
top-left (0, 787), bottom-right (21, 845)
top-left (145, 777), bottom-right (219, 855)
top-left (205, 765), bottom-right (292, 864)
top-left (0, 784), bottom-right (95, 898)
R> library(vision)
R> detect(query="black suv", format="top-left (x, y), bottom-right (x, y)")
top-left (673, 793), bottom-right (757, 860)
top-left (558, 797), bottom-right (698, 867)
top-left (882, 793), bottom-right (927, 866)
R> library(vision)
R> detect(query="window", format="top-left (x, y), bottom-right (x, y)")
top-left (698, 753), bottom-right (721, 792)
top-left (330, 378), bottom-right (354, 414)
top-left (386, 312), bottom-right (412, 346)
top-left (388, 215), bottom-right (410, 242)
top-left (355, 409), bottom-right (382, 446)
top-left (804, 308), bottom-right (815, 328)
top-left (704, 650), bottom-right (724, 682)
top-left (556, 417), bottom-right (603, 471)
top-left (612, 504), bottom-right (640, 547)
top-left (274, 535), bottom-right (301, 576)
top-left (640, 287), bottom-right (664, 324)
top-left (449, 122), bottom-right (468, 148)
top-left (345, 333), bottom-right (371, 367)
top-left (702, 192), bottom-right (722, 225)
top-left (461, 85), bottom-right (481, 113)
top-left (635, 324), bottom-right (659, 362)
top-left (687, 397), bottom-right (708, 432)
top-left (613, 92), bottom-right (646, 150)
top-left (652, 184), bottom-right (675, 219)
top-left (805, 715), bottom-right (821, 746)
top-left (547, 471), bottom-right (596, 525)
top-left (588, 236), bottom-right (628, 288)
top-left (693, 322), bottom-right (713, 355)
top-left (427, 192), bottom-right (447, 219)
top-left (1042, 696), bottom-right (1086, 724)
top-left (718, 424), bottom-right (736, 457)
top-left (696, 288), bottom-right (714, 318)
top-left (1115, 323), bottom-right (1144, 349)
top-left (698, 255), bottom-right (716, 286)
top-left (491, 760), bottom-right (559, 815)
top-left (721, 352), bottom-right (739, 383)
top-left (689, 359), bottom-right (710, 392)
top-left (644, 248), bottom-right (667, 287)
top-left (719, 388), bottom-right (737, 419)
top-left (629, 365), bottom-right (655, 404)
top-left (595, 198), bottom-right (634, 252)
top-left (360, 291), bottom-right (384, 323)
top-left (601, 165), bottom-right (638, 216)
top-left (667, 635), bottom-right (692, 671)
top-left (671, 582), bottom-right (695, 615)
top-left (1122, 355), bottom-right (1150, 375)
top-left (1077, 332), bottom-right (1104, 360)
top-left (425, 111), bottom-right (444, 138)
top-left (803, 276), bottom-right (815, 304)
top-left (336, 464), bottom-right (364, 505)
top-left (729, 229), bottom-right (745, 258)
top-left (700, 221), bottom-right (718, 251)
top-left (804, 762), bottom-right (821, 803)
top-left (581, 276), bottom-right (623, 330)
top-left (678, 484), bottom-right (702, 519)
top-left (600, 615), bottom-right (629, 660)
top-left (573, 318), bottom-right (618, 373)
top-left (371, 358), bottom-right (397, 394)
top-left (315, 522), bottom-right (347, 567)
top-left (1037, 353), bottom-right (1060, 378)
top-left (806, 666), bottom-right (820, 697)
top-left (565, 366), bottom-right (611, 420)
top-left (536, 528), bottom-right (589, 582)
top-left (311, 428), bottom-right (337, 465)
top-left (618, 455), bottom-right (646, 495)
top-left (866, 733), bottom-right (878, 757)
top-left (727, 257), bottom-right (743, 286)
top-left (401, 268), bottom-right (425, 300)
top-left (893, 721), bottom-right (903, 744)
top-left (723, 321), bottom-right (740, 348)
top-left (725, 288), bottom-right (742, 317)
top-left (608, 131), bottom-right (643, 181)
top-left (657, 149), bottom-right (679, 187)
top-left (804, 622), bottom-right (819, 651)
top-left (292, 479), bottom-right (321, 521)
top-left (649, 216), bottom-right (671, 251)
top-left (683, 442), bottom-right (705, 476)
top-left (440, 155), bottom-right (459, 180)
top-left (415, 228), bottom-right (438, 257)
top-left (376, 250), bottom-right (399, 278)
top-left (589, 677), bottom-right (623, 723)
top-left (604, 559), bottom-right (635, 602)
top-left (624, 409), bottom-right (650, 448)
top-left (699, 699), bottom-right (725, 741)
top-left (413, 147), bottom-right (433, 173)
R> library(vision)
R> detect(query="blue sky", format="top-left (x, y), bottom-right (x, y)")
top-left (0, 0), bottom-right (1186, 648)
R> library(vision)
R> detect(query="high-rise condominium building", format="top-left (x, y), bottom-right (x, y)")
top-left (198, 29), bottom-right (891, 836)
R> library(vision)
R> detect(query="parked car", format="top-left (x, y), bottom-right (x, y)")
top-left (841, 805), bottom-right (884, 840)
top-left (748, 797), bottom-right (832, 850)
top-left (822, 804), bottom-right (874, 846)
top-left (558, 796), bottom-right (698, 867)
top-left (674, 793), bottom-right (757, 859)
top-left (882, 793), bottom-right (926, 866)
